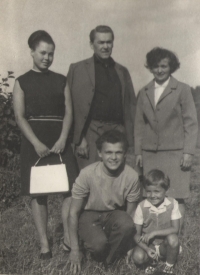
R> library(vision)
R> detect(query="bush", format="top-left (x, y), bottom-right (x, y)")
top-left (0, 72), bottom-right (21, 211)
top-left (0, 72), bottom-right (21, 166)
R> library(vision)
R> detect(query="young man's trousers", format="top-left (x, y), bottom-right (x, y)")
top-left (78, 209), bottom-right (136, 264)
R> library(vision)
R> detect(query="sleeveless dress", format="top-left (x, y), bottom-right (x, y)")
top-left (17, 70), bottom-right (79, 195)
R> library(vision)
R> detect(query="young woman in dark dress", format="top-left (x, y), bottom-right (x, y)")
top-left (13, 30), bottom-right (79, 260)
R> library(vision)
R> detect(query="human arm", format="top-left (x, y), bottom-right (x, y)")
top-left (126, 201), bottom-right (137, 219)
top-left (140, 219), bottom-right (180, 245)
top-left (134, 91), bottom-right (145, 165)
top-left (180, 85), bottom-right (198, 164)
top-left (51, 83), bottom-right (73, 154)
top-left (68, 198), bottom-right (86, 274)
top-left (75, 136), bottom-right (89, 159)
top-left (180, 153), bottom-right (193, 170)
top-left (13, 80), bottom-right (50, 157)
top-left (136, 155), bottom-right (143, 167)
top-left (134, 224), bottom-right (157, 260)
top-left (123, 68), bottom-right (137, 147)
top-left (126, 172), bottom-right (140, 213)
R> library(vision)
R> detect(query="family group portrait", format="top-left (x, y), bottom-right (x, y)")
top-left (0, 1), bottom-right (199, 274)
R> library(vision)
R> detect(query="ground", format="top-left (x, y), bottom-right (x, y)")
top-left (0, 149), bottom-right (199, 275)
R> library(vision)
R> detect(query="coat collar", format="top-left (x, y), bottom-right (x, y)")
top-left (144, 197), bottom-right (171, 208)
top-left (144, 76), bottom-right (178, 109)
top-left (143, 197), bottom-right (171, 214)
top-left (85, 57), bottom-right (95, 88)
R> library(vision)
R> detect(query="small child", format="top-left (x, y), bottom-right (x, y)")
top-left (130, 169), bottom-right (181, 275)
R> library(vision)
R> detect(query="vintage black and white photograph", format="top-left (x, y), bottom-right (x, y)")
top-left (0, 1), bottom-right (199, 274)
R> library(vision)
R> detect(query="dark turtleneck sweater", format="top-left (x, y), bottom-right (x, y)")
top-left (89, 54), bottom-right (123, 123)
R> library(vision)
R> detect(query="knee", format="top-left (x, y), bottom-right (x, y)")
top-left (166, 234), bottom-right (179, 248)
top-left (90, 235), bottom-right (108, 255)
top-left (114, 213), bottom-right (135, 235)
top-left (132, 248), bottom-right (146, 265)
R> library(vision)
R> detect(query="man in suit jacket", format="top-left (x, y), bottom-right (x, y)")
top-left (67, 25), bottom-right (136, 169)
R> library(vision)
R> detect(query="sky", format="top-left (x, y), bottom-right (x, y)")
top-left (0, 0), bottom-right (200, 94)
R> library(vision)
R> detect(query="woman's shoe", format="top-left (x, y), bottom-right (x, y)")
top-left (40, 251), bottom-right (52, 260)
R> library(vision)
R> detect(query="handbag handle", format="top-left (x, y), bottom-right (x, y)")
top-left (34, 154), bottom-right (63, 166)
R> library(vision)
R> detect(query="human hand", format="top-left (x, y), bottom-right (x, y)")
top-left (136, 155), bottom-right (143, 167)
top-left (180, 154), bottom-right (193, 170)
top-left (126, 248), bottom-right (133, 264)
top-left (76, 137), bottom-right (89, 159)
top-left (51, 138), bottom-right (66, 154)
top-left (34, 141), bottom-right (50, 158)
top-left (140, 232), bottom-right (155, 244)
top-left (69, 249), bottom-right (83, 274)
top-left (147, 248), bottom-right (157, 260)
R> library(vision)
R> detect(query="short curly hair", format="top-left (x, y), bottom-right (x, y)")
top-left (89, 25), bottom-right (114, 43)
top-left (145, 47), bottom-right (180, 74)
top-left (96, 130), bottom-right (128, 152)
top-left (143, 169), bottom-right (170, 191)
top-left (28, 30), bottom-right (55, 50)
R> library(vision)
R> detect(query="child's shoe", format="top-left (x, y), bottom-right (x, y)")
top-left (145, 265), bottom-right (156, 274)
top-left (158, 264), bottom-right (175, 274)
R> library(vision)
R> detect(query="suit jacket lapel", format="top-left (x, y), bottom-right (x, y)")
top-left (85, 57), bottom-right (95, 88)
top-left (115, 63), bottom-right (125, 104)
top-left (157, 76), bottom-right (178, 104)
top-left (145, 80), bottom-right (155, 110)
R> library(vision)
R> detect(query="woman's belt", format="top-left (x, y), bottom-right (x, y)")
top-left (28, 116), bottom-right (63, 121)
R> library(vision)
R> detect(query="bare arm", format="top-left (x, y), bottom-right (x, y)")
top-left (75, 136), bottom-right (89, 159)
top-left (134, 92), bottom-right (145, 167)
top-left (134, 224), bottom-right (157, 260)
top-left (68, 198), bottom-right (86, 274)
top-left (141, 219), bottom-right (180, 244)
top-left (13, 80), bottom-right (50, 157)
top-left (51, 83), bottom-right (73, 153)
top-left (126, 201), bottom-right (137, 219)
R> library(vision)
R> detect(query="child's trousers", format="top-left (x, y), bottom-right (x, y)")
top-left (78, 210), bottom-right (136, 264)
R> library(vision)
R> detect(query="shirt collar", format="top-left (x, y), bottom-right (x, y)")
top-left (154, 77), bottom-right (170, 89)
top-left (144, 197), bottom-right (171, 210)
top-left (94, 54), bottom-right (115, 67)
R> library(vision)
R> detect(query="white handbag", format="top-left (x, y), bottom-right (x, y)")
top-left (30, 154), bottom-right (69, 194)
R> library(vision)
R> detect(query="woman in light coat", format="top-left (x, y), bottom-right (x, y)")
top-left (134, 47), bottom-right (198, 231)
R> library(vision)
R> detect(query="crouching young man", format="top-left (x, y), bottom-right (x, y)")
top-left (68, 130), bottom-right (140, 273)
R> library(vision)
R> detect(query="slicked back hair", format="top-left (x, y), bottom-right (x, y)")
top-left (90, 25), bottom-right (114, 43)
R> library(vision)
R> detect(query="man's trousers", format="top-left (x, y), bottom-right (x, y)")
top-left (78, 210), bottom-right (136, 264)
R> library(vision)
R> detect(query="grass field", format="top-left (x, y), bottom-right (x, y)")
top-left (0, 149), bottom-right (199, 275)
